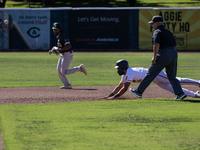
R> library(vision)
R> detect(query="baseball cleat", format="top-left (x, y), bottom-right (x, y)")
top-left (60, 84), bottom-right (72, 89)
top-left (174, 93), bottom-right (187, 100)
top-left (130, 88), bottom-right (142, 98)
top-left (80, 64), bottom-right (87, 75)
top-left (195, 91), bottom-right (200, 98)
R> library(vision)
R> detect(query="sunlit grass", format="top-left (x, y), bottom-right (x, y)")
top-left (0, 99), bottom-right (200, 150)
top-left (0, 52), bottom-right (199, 87)
top-left (5, 0), bottom-right (200, 8)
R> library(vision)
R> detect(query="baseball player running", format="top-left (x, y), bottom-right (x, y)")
top-left (103, 59), bottom-right (200, 99)
top-left (49, 22), bottom-right (87, 89)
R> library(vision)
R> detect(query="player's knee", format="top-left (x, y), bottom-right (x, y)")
top-left (60, 70), bottom-right (66, 75)
top-left (57, 68), bottom-right (65, 75)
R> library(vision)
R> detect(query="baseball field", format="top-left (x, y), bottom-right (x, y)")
top-left (0, 52), bottom-right (200, 150)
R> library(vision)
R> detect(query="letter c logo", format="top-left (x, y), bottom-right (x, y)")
top-left (27, 27), bottom-right (40, 38)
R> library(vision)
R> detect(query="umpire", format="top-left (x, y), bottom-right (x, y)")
top-left (130, 15), bottom-right (187, 100)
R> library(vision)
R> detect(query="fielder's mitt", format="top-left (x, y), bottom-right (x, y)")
top-left (49, 46), bottom-right (60, 55)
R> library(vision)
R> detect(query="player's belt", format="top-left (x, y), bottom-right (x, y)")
top-left (61, 49), bottom-right (73, 54)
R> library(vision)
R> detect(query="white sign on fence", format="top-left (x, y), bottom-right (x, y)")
top-left (9, 9), bottom-right (50, 49)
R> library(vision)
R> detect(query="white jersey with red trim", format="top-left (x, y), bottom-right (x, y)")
top-left (121, 67), bottom-right (147, 83)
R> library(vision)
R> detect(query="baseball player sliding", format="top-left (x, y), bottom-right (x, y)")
top-left (49, 22), bottom-right (87, 89)
top-left (103, 59), bottom-right (200, 99)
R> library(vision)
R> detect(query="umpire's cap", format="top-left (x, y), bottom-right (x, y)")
top-left (114, 59), bottom-right (129, 70)
top-left (52, 22), bottom-right (61, 29)
top-left (148, 15), bottom-right (163, 24)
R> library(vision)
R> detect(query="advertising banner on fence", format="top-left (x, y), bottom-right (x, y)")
top-left (7, 9), bottom-right (50, 49)
top-left (68, 10), bottom-right (129, 50)
top-left (139, 9), bottom-right (200, 50)
top-left (0, 12), bottom-right (9, 49)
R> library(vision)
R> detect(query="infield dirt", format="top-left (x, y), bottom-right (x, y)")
top-left (0, 85), bottom-right (199, 105)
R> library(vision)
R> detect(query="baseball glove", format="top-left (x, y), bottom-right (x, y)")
top-left (49, 46), bottom-right (60, 55)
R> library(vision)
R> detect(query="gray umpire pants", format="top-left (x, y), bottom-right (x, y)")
top-left (57, 51), bottom-right (80, 85)
top-left (137, 47), bottom-right (184, 96)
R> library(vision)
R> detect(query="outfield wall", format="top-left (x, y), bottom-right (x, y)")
top-left (0, 7), bottom-right (200, 51)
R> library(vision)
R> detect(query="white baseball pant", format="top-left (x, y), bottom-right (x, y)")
top-left (153, 71), bottom-right (200, 97)
top-left (57, 52), bottom-right (80, 86)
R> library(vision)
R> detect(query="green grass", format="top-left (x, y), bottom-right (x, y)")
top-left (0, 52), bottom-right (199, 88)
top-left (5, 1), bottom-right (43, 8)
top-left (5, 0), bottom-right (200, 8)
top-left (0, 52), bottom-right (200, 150)
top-left (0, 99), bottom-right (200, 150)
top-left (137, 0), bottom-right (200, 7)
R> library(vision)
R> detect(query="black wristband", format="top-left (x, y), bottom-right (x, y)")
top-left (108, 93), bottom-right (114, 97)
top-left (113, 94), bottom-right (120, 98)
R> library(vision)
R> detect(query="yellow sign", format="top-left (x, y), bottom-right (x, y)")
top-left (139, 9), bottom-right (200, 50)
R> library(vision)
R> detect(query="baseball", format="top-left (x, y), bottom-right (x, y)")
top-left (4, 19), bottom-right (9, 24)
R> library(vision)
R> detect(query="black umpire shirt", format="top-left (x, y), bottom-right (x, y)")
top-left (152, 25), bottom-right (176, 49)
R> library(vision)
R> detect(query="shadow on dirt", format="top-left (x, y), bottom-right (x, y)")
top-left (71, 88), bottom-right (97, 90)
